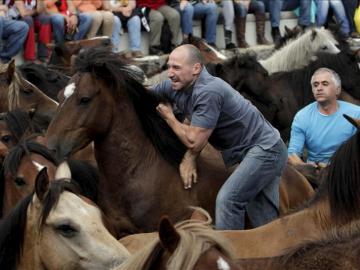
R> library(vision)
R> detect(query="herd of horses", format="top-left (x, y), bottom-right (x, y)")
top-left (1, 27), bottom-right (360, 269)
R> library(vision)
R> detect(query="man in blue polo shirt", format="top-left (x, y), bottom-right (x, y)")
top-left (288, 68), bottom-right (360, 167)
top-left (152, 44), bottom-right (287, 230)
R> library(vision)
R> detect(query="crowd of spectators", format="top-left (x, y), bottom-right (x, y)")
top-left (1, 0), bottom-right (360, 64)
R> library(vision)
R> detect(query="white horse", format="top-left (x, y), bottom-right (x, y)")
top-left (259, 27), bottom-right (340, 74)
top-left (0, 162), bottom-right (130, 270)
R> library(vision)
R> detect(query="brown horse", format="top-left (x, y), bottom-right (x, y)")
top-left (0, 61), bottom-right (58, 130)
top-left (0, 165), bottom-right (129, 270)
top-left (118, 210), bottom-right (239, 270)
top-left (46, 48), bottom-right (314, 238)
top-left (234, 221), bottom-right (360, 269)
top-left (119, 115), bottom-right (360, 259)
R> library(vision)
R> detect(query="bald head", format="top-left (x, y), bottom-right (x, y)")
top-left (171, 44), bottom-right (204, 66)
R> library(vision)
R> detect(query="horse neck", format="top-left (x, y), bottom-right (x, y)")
top-left (17, 200), bottom-right (45, 270)
top-left (259, 33), bottom-right (312, 74)
top-left (94, 103), bottom-right (169, 183)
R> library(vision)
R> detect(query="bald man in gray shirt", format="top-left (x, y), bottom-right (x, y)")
top-left (152, 44), bottom-right (287, 230)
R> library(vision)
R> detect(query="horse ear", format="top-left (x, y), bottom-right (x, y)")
top-left (284, 25), bottom-right (291, 34)
top-left (35, 167), bottom-right (49, 201)
top-left (55, 161), bottom-right (72, 180)
top-left (158, 216), bottom-right (180, 253)
top-left (310, 29), bottom-right (317, 41)
top-left (343, 114), bottom-right (360, 130)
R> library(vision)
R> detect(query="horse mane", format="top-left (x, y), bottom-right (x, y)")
top-left (310, 131), bottom-right (360, 224)
top-left (3, 139), bottom-right (58, 178)
top-left (0, 193), bottom-right (33, 270)
top-left (0, 109), bottom-right (43, 143)
top-left (120, 208), bottom-right (234, 270)
top-left (75, 48), bottom-right (186, 166)
top-left (260, 28), bottom-right (337, 73)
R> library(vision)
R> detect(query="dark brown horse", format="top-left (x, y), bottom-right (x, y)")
top-left (46, 48), bottom-right (314, 238)
top-left (120, 114), bottom-right (360, 259)
top-left (0, 61), bottom-right (58, 130)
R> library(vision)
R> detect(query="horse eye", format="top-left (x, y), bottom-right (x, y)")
top-left (1, 135), bottom-right (12, 143)
top-left (204, 48), bottom-right (211, 52)
top-left (322, 45), bottom-right (328, 50)
top-left (55, 224), bottom-right (78, 238)
top-left (14, 177), bottom-right (26, 187)
top-left (79, 97), bottom-right (91, 105)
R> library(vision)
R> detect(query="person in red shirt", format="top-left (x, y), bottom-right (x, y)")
top-left (137, 0), bottom-right (180, 55)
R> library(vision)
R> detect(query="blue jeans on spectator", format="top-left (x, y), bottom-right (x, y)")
top-left (113, 14), bottom-right (142, 52)
top-left (215, 139), bottom-right (287, 230)
top-left (51, 13), bottom-right (92, 42)
top-left (260, 0), bottom-right (311, 27)
top-left (315, 0), bottom-right (350, 37)
top-left (175, 2), bottom-right (218, 44)
top-left (112, 15), bottom-right (122, 52)
top-left (234, 1), bottom-right (266, 17)
top-left (0, 17), bottom-right (29, 63)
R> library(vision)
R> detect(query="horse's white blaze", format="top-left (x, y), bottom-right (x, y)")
top-left (32, 161), bottom-right (45, 171)
top-left (205, 43), bottom-right (228, 60)
top-left (64, 83), bottom-right (75, 99)
top-left (217, 257), bottom-right (230, 270)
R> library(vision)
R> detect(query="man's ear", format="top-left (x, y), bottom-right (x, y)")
top-left (336, 86), bottom-right (341, 96)
top-left (193, 63), bottom-right (202, 76)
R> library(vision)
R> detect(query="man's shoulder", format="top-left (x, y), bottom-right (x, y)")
top-left (296, 102), bottom-right (317, 116)
top-left (338, 100), bottom-right (360, 113)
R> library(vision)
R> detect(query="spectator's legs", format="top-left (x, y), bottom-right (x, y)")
top-left (342, 0), bottom-right (358, 36)
top-left (329, 0), bottom-right (350, 37)
top-left (221, 0), bottom-right (236, 49)
top-left (158, 5), bottom-right (180, 46)
top-left (148, 9), bottom-right (164, 54)
top-left (0, 19), bottom-right (29, 63)
top-left (36, 14), bottom-right (52, 60)
top-left (86, 11), bottom-right (103, 38)
top-left (127, 15), bottom-right (142, 52)
top-left (283, 0), bottom-right (311, 27)
top-left (100, 11), bottom-right (114, 37)
top-left (112, 15), bottom-right (121, 52)
top-left (193, 2), bottom-right (218, 44)
top-left (21, 16), bottom-right (36, 61)
top-left (50, 14), bottom-right (65, 43)
top-left (175, 2), bottom-right (194, 38)
top-left (75, 14), bottom-right (93, 40)
top-left (252, 1), bottom-right (271, 45)
top-left (234, 2), bottom-right (249, 48)
top-left (315, 0), bottom-right (330, 27)
top-left (260, 0), bottom-right (283, 44)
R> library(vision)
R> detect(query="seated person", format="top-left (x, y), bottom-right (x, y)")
top-left (288, 68), bottom-right (360, 167)
top-left (222, 0), bottom-right (270, 48)
top-left (315, 0), bottom-right (350, 39)
top-left (260, 0), bottom-right (311, 45)
top-left (169, 0), bottom-right (218, 48)
top-left (137, 0), bottom-right (180, 55)
top-left (0, 5), bottom-right (29, 63)
top-left (39, 0), bottom-right (93, 41)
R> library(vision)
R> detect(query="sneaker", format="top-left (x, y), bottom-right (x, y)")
top-left (132, 50), bottom-right (144, 58)
top-left (350, 31), bottom-right (360, 39)
top-left (225, 42), bottom-right (237, 49)
top-left (149, 46), bottom-right (164, 56)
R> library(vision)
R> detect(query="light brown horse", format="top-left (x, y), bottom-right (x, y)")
top-left (0, 164), bottom-right (129, 270)
top-left (118, 210), bottom-right (239, 270)
top-left (46, 48), bottom-right (314, 238)
top-left (0, 61), bottom-right (58, 130)
top-left (119, 115), bottom-right (360, 259)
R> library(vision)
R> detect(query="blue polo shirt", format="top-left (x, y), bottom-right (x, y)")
top-left (151, 67), bottom-right (280, 167)
top-left (288, 101), bottom-right (360, 163)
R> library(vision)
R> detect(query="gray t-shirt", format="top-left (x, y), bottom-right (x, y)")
top-left (152, 67), bottom-right (280, 167)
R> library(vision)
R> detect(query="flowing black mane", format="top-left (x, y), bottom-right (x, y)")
top-left (310, 129), bottom-right (360, 224)
top-left (0, 109), bottom-right (43, 144)
top-left (0, 180), bottom-right (80, 270)
top-left (75, 48), bottom-right (186, 166)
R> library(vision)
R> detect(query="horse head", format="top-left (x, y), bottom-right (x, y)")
top-left (309, 28), bottom-right (340, 55)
